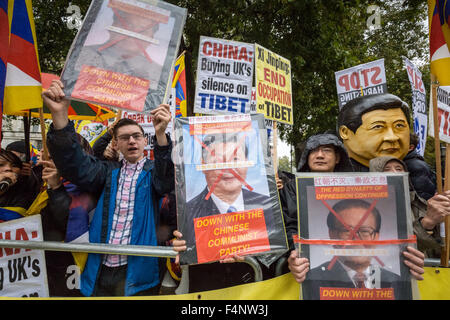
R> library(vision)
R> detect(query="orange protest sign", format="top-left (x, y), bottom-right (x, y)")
top-left (194, 208), bottom-right (270, 263)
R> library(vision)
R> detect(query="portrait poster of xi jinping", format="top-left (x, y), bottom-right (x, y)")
top-left (295, 172), bottom-right (419, 300)
top-left (60, 0), bottom-right (187, 113)
top-left (174, 113), bottom-right (288, 266)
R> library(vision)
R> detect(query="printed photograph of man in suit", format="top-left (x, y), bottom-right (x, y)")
top-left (179, 131), bottom-right (286, 263)
top-left (302, 198), bottom-right (412, 300)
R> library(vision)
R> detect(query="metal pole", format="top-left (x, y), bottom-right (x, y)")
top-left (0, 240), bottom-right (177, 258)
top-left (0, 240), bottom-right (264, 282)
top-left (424, 258), bottom-right (450, 268)
top-left (243, 256), bottom-right (263, 282)
top-left (275, 256), bottom-right (287, 277)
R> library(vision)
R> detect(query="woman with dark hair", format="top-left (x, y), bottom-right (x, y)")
top-left (0, 149), bottom-right (39, 212)
top-left (0, 146), bottom-right (94, 297)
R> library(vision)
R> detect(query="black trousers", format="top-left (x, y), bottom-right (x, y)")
top-left (93, 264), bottom-right (160, 297)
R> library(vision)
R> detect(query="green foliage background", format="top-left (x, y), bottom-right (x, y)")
top-left (31, 0), bottom-right (438, 172)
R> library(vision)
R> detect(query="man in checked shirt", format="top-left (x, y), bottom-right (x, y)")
top-left (43, 80), bottom-right (174, 297)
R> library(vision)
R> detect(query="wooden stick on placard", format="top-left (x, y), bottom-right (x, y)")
top-left (110, 109), bottom-right (122, 133)
top-left (442, 143), bottom-right (450, 267)
top-left (116, 109), bottom-right (122, 121)
top-left (431, 73), bottom-right (448, 267)
top-left (39, 108), bottom-right (49, 161)
top-left (431, 74), bottom-right (443, 194)
top-left (272, 121), bottom-right (278, 176)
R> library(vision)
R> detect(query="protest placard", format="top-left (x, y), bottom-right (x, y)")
top-left (0, 215), bottom-right (49, 297)
top-left (60, 0), bottom-right (186, 114)
top-left (193, 36), bottom-right (254, 115)
top-left (428, 86), bottom-right (450, 144)
top-left (75, 120), bottom-right (107, 147)
top-left (121, 103), bottom-right (174, 159)
top-left (173, 113), bottom-right (287, 265)
top-left (295, 172), bottom-right (418, 300)
top-left (250, 86), bottom-right (274, 150)
top-left (403, 57), bottom-right (427, 156)
top-left (254, 44), bottom-right (293, 125)
top-left (335, 59), bottom-right (387, 109)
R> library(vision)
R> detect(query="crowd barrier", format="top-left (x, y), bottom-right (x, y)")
top-left (0, 240), bottom-right (448, 300)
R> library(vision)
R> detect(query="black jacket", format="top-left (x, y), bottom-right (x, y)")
top-left (403, 150), bottom-right (436, 200)
top-left (92, 131), bottom-right (113, 161)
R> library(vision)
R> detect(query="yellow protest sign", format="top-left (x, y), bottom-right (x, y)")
top-left (254, 44), bottom-right (293, 125)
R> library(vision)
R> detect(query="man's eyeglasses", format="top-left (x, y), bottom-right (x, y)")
top-left (310, 146), bottom-right (335, 155)
top-left (117, 133), bottom-right (144, 142)
top-left (334, 226), bottom-right (378, 240)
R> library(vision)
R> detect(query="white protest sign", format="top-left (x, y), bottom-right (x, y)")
top-left (122, 102), bottom-right (174, 160)
top-left (0, 215), bottom-right (49, 297)
top-left (335, 59), bottom-right (387, 109)
top-left (194, 36), bottom-right (254, 115)
top-left (403, 57), bottom-right (427, 156)
top-left (429, 86), bottom-right (450, 144)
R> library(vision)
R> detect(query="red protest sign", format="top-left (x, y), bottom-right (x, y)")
top-left (72, 65), bottom-right (149, 112)
top-left (194, 208), bottom-right (270, 263)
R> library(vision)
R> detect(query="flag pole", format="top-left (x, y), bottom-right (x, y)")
top-left (23, 111), bottom-right (31, 163)
top-left (39, 108), bottom-right (48, 161)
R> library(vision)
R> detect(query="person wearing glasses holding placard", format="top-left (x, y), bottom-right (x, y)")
top-left (43, 79), bottom-right (175, 297)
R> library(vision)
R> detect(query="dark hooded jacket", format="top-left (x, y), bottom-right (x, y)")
top-left (369, 156), bottom-right (441, 258)
top-left (296, 134), bottom-right (354, 172)
top-left (403, 150), bottom-right (437, 200)
top-left (280, 134), bottom-right (354, 251)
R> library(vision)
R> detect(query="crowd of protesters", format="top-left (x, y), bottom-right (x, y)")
top-left (0, 85), bottom-right (448, 299)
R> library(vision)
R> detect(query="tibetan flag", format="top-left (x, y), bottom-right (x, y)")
top-left (29, 142), bottom-right (38, 165)
top-left (0, 207), bottom-right (25, 222)
top-left (63, 181), bottom-right (97, 272)
top-left (172, 52), bottom-right (187, 118)
top-left (3, 0), bottom-right (42, 114)
top-left (0, 0), bottom-right (9, 138)
top-left (428, 0), bottom-right (450, 85)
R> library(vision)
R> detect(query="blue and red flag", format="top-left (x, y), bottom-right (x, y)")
top-left (0, 0), bottom-right (9, 139)
top-left (172, 52), bottom-right (187, 118)
top-left (429, 0), bottom-right (450, 85)
top-left (3, 0), bottom-right (42, 115)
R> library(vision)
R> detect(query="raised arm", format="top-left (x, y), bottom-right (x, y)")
top-left (150, 104), bottom-right (174, 196)
top-left (43, 81), bottom-right (110, 193)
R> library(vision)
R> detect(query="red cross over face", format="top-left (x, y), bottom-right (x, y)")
top-left (203, 141), bottom-right (249, 200)
top-left (328, 205), bottom-right (380, 269)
